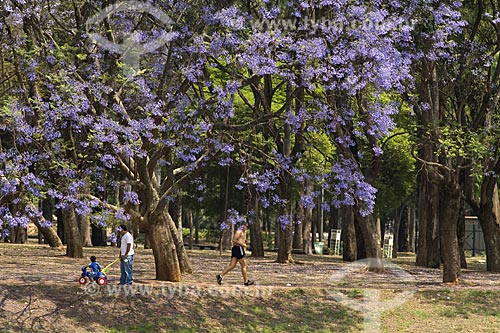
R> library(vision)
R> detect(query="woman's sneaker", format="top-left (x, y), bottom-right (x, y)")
top-left (244, 280), bottom-right (254, 286)
top-left (216, 274), bottom-right (223, 285)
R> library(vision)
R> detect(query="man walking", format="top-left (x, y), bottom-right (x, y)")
top-left (216, 224), bottom-right (254, 286)
top-left (119, 224), bottom-right (134, 285)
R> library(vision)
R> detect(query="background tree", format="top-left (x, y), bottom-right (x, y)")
top-left (406, 0), bottom-right (499, 282)
top-left (454, 0), bottom-right (500, 272)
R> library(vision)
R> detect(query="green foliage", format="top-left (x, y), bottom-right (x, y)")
top-left (298, 131), bottom-right (335, 176)
top-left (375, 132), bottom-right (416, 216)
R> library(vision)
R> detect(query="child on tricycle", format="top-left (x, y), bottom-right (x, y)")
top-left (79, 255), bottom-right (107, 286)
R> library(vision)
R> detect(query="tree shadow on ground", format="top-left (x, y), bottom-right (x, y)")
top-left (0, 281), bottom-right (363, 333)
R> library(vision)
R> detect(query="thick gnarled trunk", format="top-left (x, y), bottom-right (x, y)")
top-left (356, 214), bottom-right (383, 271)
top-left (78, 214), bottom-right (93, 247)
top-left (63, 206), bottom-right (83, 258)
top-left (148, 212), bottom-right (182, 282)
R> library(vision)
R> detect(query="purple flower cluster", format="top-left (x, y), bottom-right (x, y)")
top-left (123, 191), bottom-right (141, 205)
top-left (108, 232), bottom-right (118, 244)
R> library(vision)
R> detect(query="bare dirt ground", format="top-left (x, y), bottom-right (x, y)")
top-left (0, 242), bottom-right (499, 333)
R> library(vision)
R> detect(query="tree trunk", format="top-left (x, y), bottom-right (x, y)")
top-left (439, 177), bottom-right (461, 283)
top-left (476, 183), bottom-right (500, 271)
top-left (91, 224), bottom-right (107, 246)
top-left (187, 208), bottom-right (194, 250)
top-left (12, 226), bottom-right (26, 243)
top-left (249, 193), bottom-right (264, 257)
top-left (274, 218), bottom-right (279, 250)
top-left (249, 217), bottom-right (264, 257)
top-left (392, 208), bottom-right (401, 259)
top-left (78, 213), bottom-right (93, 247)
top-left (220, 166), bottom-right (232, 250)
top-left (194, 212), bottom-right (200, 244)
top-left (341, 206), bottom-right (357, 262)
top-left (355, 217), bottom-right (366, 260)
top-left (302, 204), bottom-right (313, 255)
top-left (398, 206), bottom-right (410, 252)
top-left (317, 189), bottom-right (324, 242)
top-left (173, 196), bottom-right (192, 273)
top-left (264, 210), bottom-right (272, 250)
top-left (457, 201), bottom-right (467, 269)
top-left (143, 231), bottom-right (150, 249)
top-left (38, 199), bottom-right (62, 247)
top-left (416, 176), bottom-right (441, 268)
top-left (275, 79), bottom-right (299, 263)
top-left (32, 220), bottom-right (63, 248)
top-left (331, 207), bottom-right (340, 229)
top-left (293, 200), bottom-right (303, 250)
top-left (276, 204), bottom-right (294, 263)
top-left (63, 206), bottom-right (83, 258)
top-left (38, 228), bottom-right (44, 244)
top-left (56, 208), bottom-right (65, 245)
top-left (148, 213), bottom-right (182, 282)
top-left (302, 181), bottom-right (313, 255)
top-left (277, 221), bottom-right (294, 263)
top-left (356, 214), bottom-right (383, 271)
top-left (165, 211), bottom-right (192, 274)
top-left (414, 61), bottom-right (441, 268)
top-left (327, 208), bottom-right (338, 249)
top-left (221, 228), bottom-right (232, 250)
top-left (408, 205), bottom-right (416, 252)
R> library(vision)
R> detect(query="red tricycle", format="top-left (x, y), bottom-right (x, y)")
top-left (78, 257), bottom-right (119, 286)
